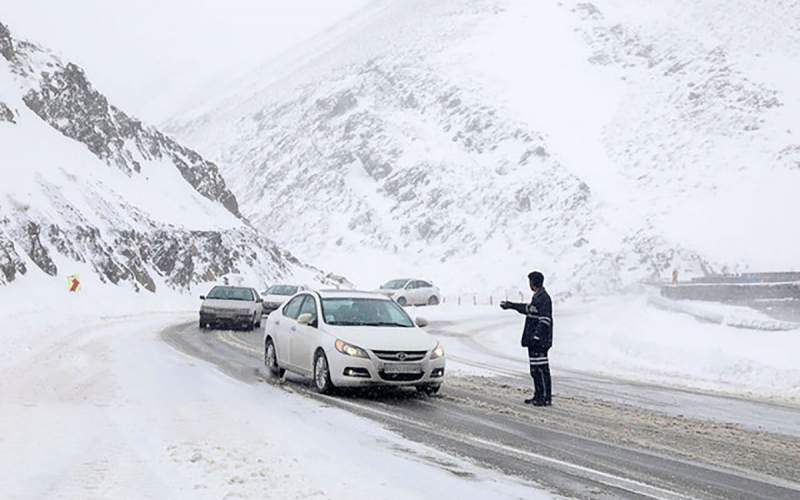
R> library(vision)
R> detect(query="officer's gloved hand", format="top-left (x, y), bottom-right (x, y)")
top-left (499, 301), bottom-right (510, 310)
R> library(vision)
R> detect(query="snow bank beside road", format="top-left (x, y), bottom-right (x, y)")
top-left (647, 293), bottom-right (800, 331)
top-left (423, 295), bottom-right (800, 403)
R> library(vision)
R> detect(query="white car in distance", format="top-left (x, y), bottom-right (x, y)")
top-left (260, 284), bottom-right (308, 314)
top-left (378, 279), bottom-right (441, 306)
top-left (263, 290), bottom-right (445, 394)
top-left (199, 286), bottom-right (263, 331)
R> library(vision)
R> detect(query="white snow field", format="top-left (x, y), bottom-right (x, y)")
top-left (0, 282), bottom-right (547, 500)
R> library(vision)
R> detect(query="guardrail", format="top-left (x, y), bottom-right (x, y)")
top-left (661, 282), bottom-right (800, 302)
top-left (439, 292), bottom-right (528, 306)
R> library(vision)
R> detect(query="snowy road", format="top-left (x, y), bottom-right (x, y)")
top-left (428, 316), bottom-right (800, 438)
top-left (163, 318), bottom-right (800, 500)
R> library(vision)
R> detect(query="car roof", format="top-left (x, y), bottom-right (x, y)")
top-left (315, 289), bottom-right (393, 300)
top-left (211, 285), bottom-right (251, 291)
top-left (384, 278), bottom-right (433, 283)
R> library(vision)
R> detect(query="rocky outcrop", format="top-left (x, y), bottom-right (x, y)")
top-left (175, 55), bottom-right (593, 267)
top-left (1, 21), bottom-right (240, 217)
top-left (20, 63), bottom-right (240, 216)
top-left (0, 22), bottom-right (15, 62)
top-left (0, 102), bottom-right (15, 123)
top-left (0, 207), bottom-right (326, 291)
top-left (0, 20), bottom-right (325, 292)
top-left (0, 231), bottom-right (26, 285)
top-left (777, 145), bottom-right (800, 170)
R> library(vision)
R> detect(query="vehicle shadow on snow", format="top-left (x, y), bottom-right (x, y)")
top-left (256, 367), bottom-right (437, 404)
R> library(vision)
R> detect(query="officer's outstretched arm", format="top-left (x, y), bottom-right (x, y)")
top-left (500, 301), bottom-right (527, 314)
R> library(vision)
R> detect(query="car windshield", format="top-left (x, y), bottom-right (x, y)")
top-left (321, 298), bottom-right (414, 327)
top-left (206, 286), bottom-right (253, 301)
top-left (381, 279), bottom-right (409, 290)
top-left (266, 285), bottom-right (299, 296)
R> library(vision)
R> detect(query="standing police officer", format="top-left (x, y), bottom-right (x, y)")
top-left (500, 271), bottom-right (553, 406)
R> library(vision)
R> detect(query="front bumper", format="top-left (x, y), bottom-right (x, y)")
top-left (328, 351), bottom-right (446, 388)
top-left (200, 311), bottom-right (252, 329)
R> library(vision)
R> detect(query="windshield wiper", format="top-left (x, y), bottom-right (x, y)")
top-left (362, 322), bottom-right (412, 327)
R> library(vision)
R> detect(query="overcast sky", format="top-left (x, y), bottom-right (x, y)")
top-left (0, 0), bottom-right (370, 123)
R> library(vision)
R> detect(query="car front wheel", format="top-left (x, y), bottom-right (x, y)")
top-left (313, 351), bottom-right (334, 394)
top-left (396, 296), bottom-right (407, 306)
top-left (264, 339), bottom-right (285, 378)
top-left (427, 295), bottom-right (439, 306)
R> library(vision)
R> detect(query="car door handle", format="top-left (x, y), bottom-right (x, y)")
top-left (290, 326), bottom-right (297, 332)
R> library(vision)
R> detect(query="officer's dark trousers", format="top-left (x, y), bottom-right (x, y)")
top-left (528, 347), bottom-right (551, 403)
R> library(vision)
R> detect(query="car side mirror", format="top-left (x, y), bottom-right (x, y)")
top-left (415, 317), bottom-right (429, 328)
top-left (297, 313), bottom-right (313, 325)
top-left (199, 295), bottom-right (205, 300)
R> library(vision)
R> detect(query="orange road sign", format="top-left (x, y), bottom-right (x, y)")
top-left (67, 274), bottom-right (81, 292)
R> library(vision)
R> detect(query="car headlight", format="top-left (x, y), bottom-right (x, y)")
top-left (335, 339), bottom-right (369, 358)
top-left (430, 342), bottom-right (445, 360)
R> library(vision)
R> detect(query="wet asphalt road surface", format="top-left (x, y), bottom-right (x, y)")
top-left (161, 321), bottom-right (800, 500)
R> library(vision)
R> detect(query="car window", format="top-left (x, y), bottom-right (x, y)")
top-left (419, 281), bottom-right (432, 288)
top-left (207, 286), bottom-right (254, 301)
top-left (283, 295), bottom-right (304, 319)
top-left (407, 281), bottom-right (420, 289)
top-left (298, 295), bottom-right (318, 324)
top-left (268, 285), bottom-right (299, 296)
top-left (321, 298), bottom-right (414, 327)
top-left (382, 279), bottom-right (409, 290)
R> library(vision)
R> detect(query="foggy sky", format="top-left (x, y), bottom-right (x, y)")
top-left (0, 0), bottom-right (370, 123)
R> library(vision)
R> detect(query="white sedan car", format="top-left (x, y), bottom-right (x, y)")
top-left (263, 290), bottom-right (446, 394)
top-left (260, 284), bottom-right (308, 314)
top-left (378, 279), bottom-right (441, 306)
top-left (199, 286), bottom-right (263, 330)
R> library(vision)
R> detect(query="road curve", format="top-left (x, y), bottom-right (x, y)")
top-left (161, 321), bottom-right (800, 500)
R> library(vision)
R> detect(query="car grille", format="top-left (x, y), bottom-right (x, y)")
top-left (372, 350), bottom-right (427, 362)
top-left (379, 371), bottom-right (425, 382)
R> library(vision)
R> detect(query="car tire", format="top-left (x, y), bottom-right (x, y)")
top-left (313, 350), bottom-right (335, 394)
top-left (264, 339), bottom-right (285, 378)
top-left (416, 384), bottom-right (440, 396)
top-left (427, 295), bottom-right (440, 306)
top-left (396, 296), bottom-right (407, 307)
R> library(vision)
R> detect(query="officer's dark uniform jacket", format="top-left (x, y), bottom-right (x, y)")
top-left (508, 288), bottom-right (553, 350)
top-left (507, 287), bottom-right (553, 404)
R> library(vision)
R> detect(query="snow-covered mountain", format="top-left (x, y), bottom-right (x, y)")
top-left (0, 21), bottom-right (329, 292)
top-left (167, 0), bottom-right (800, 295)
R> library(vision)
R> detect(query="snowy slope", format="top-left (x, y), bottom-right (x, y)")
top-left (167, 0), bottom-right (800, 294)
top-left (0, 21), bottom-right (329, 292)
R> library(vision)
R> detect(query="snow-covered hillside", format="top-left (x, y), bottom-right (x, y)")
top-left (167, 0), bottom-right (800, 294)
top-left (0, 21), bottom-right (327, 292)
